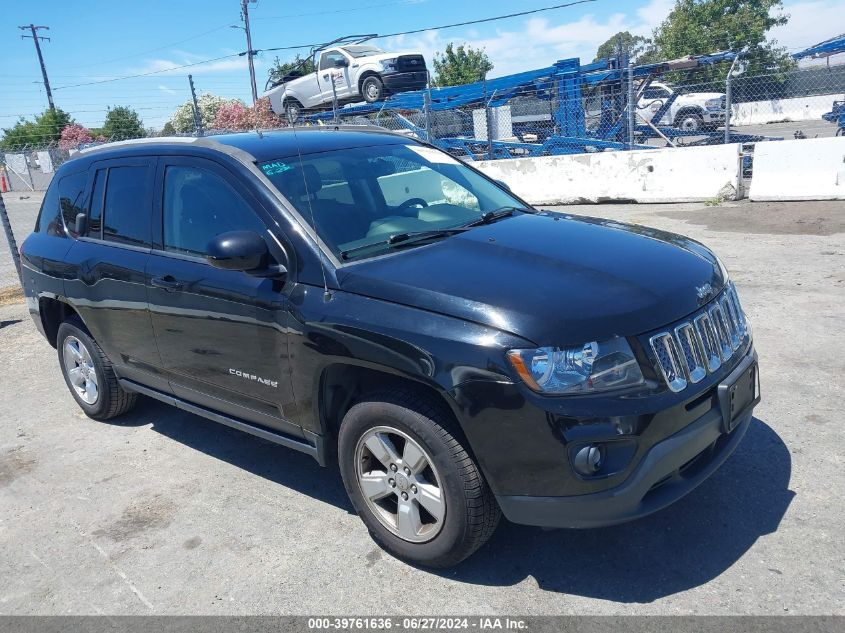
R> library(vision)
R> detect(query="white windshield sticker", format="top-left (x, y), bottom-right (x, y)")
top-left (405, 144), bottom-right (461, 165)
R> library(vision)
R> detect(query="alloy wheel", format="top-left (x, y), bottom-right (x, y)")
top-left (355, 426), bottom-right (446, 543)
top-left (62, 336), bottom-right (99, 404)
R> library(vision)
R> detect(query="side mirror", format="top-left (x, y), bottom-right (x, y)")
top-left (75, 213), bottom-right (88, 237)
top-left (206, 231), bottom-right (271, 272)
top-left (495, 179), bottom-right (512, 192)
top-left (334, 57), bottom-right (350, 68)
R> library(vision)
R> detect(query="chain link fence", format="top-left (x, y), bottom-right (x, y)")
top-left (3, 54), bottom-right (844, 192)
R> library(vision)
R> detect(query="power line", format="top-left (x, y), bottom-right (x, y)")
top-left (53, 54), bottom-right (242, 90)
top-left (257, 0), bottom-right (597, 53)
top-left (253, 0), bottom-right (426, 21)
top-left (62, 24), bottom-right (235, 70)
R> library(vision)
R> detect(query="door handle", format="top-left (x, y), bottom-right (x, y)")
top-left (151, 276), bottom-right (183, 292)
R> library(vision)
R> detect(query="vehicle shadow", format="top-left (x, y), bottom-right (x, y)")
top-left (116, 402), bottom-right (791, 602)
top-left (121, 397), bottom-right (353, 511)
top-left (438, 417), bottom-right (793, 602)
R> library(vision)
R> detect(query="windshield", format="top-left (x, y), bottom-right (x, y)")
top-left (342, 45), bottom-right (386, 58)
top-left (259, 143), bottom-right (526, 261)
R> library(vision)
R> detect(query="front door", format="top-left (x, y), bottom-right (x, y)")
top-left (317, 49), bottom-right (353, 103)
top-left (146, 156), bottom-right (298, 435)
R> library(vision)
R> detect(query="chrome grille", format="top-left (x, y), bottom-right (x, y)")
top-left (649, 284), bottom-right (750, 393)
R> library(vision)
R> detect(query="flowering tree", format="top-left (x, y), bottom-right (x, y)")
top-left (169, 94), bottom-right (243, 133)
top-left (59, 124), bottom-right (94, 150)
top-left (211, 98), bottom-right (284, 131)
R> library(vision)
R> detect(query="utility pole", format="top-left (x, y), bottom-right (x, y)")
top-left (19, 24), bottom-right (54, 110)
top-left (188, 74), bottom-right (203, 136)
top-left (241, 0), bottom-right (258, 104)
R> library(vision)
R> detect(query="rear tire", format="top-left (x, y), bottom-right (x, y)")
top-left (338, 390), bottom-right (500, 567)
top-left (361, 75), bottom-right (385, 103)
top-left (57, 318), bottom-right (137, 421)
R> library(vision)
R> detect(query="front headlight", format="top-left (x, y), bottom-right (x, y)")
top-left (380, 58), bottom-right (397, 71)
top-left (507, 337), bottom-right (645, 395)
top-left (706, 98), bottom-right (723, 109)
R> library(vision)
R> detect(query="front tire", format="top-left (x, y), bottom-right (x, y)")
top-left (338, 391), bottom-right (500, 567)
top-left (57, 318), bottom-right (137, 421)
top-left (283, 99), bottom-right (303, 124)
top-left (361, 75), bottom-right (385, 103)
top-left (675, 111), bottom-right (704, 132)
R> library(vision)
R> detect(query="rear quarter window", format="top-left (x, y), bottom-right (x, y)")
top-left (58, 170), bottom-right (89, 237)
top-left (34, 180), bottom-right (63, 236)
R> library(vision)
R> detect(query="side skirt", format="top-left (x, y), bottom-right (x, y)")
top-left (118, 378), bottom-right (328, 465)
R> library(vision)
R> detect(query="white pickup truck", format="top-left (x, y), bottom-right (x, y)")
top-left (263, 43), bottom-right (428, 122)
top-left (636, 81), bottom-right (726, 132)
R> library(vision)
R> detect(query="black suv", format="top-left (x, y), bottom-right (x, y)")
top-left (20, 129), bottom-right (759, 567)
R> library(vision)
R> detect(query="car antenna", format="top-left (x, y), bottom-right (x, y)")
top-left (289, 125), bottom-right (332, 302)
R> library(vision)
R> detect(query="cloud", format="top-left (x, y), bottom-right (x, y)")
top-left (771, 0), bottom-right (845, 60)
top-left (383, 0), bottom-right (676, 77)
top-left (131, 49), bottom-right (266, 77)
top-left (158, 85), bottom-right (178, 95)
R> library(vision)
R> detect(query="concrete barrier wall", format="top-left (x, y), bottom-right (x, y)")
top-left (731, 94), bottom-right (840, 126)
top-left (749, 137), bottom-right (845, 201)
top-left (475, 144), bottom-right (742, 205)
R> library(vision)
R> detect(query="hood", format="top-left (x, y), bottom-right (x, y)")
top-left (364, 52), bottom-right (426, 64)
top-left (337, 213), bottom-right (726, 346)
top-left (676, 92), bottom-right (724, 102)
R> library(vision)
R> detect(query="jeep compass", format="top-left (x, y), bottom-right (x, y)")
top-left (20, 129), bottom-right (760, 567)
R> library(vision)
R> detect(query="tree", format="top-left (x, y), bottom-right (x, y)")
top-left (650, 0), bottom-right (793, 76)
top-left (432, 43), bottom-right (493, 87)
top-left (212, 98), bottom-right (283, 131)
top-left (160, 122), bottom-right (176, 136)
top-left (0, 108), bottom-right (74, 150)
top-left (101, 106), bottom-right (145, 140)
top-left (594, 32), bottom-right (651, 63)
top-left (268, 54), bottom-right (316, 87)
top-left (168, 94), bottom-right (243, 133)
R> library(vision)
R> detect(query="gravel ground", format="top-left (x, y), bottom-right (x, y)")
top-left (0, 194), bottom-right (843, 615)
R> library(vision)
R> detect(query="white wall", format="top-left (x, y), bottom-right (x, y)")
top-left (731, 94), bottom-right (841, 126)
top-left (475, 144), bottom-right (742, 205)
top-left (749, 136), bottom-right (845, 201)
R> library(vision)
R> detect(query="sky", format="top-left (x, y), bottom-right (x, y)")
top-left (1, 0), bottom-right (843, 131)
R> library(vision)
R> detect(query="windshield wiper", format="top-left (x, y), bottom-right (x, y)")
top-left (461, 206), bottom-right (536, 228)
top-left (340, 227), bottom-right (469, 260)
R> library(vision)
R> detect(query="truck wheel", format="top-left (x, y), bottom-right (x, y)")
top-left (284, 99), bottom-right (303, 124)
top-left (675, 111), bottom-right (704, 132)
top-left (338, 391), bottom-right (500, 567)
top-left (361, 75), bottom-right (384, 103)
top-left (57, 318), bottom-right (137, 421)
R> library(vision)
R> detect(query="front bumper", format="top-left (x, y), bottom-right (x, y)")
top-left (495, 351), bottom-right (758, 528)
top-left (381, 70), bottom-right (428, 93)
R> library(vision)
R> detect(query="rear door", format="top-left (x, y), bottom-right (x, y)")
top-left (62, 157), bottom-right (165, 389)
top-left (146, 155), bottom-right (299, 435)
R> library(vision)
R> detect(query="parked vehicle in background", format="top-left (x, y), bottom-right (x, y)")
top-left (263, 37), bottom-right (428, 121)
top-left (637, 81), bottom-right (726, 132)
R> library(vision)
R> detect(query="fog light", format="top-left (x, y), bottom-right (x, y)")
top-left (573, 444), bottom-right (604, 475)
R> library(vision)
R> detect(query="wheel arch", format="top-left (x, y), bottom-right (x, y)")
top-left (358, 70), bottom-right (382, 94)
top-left (317, 362), bottom-right (466, 448)
top-left (38, 296), bottom-right (84, 348)
top-left (674, 106), bottom-right (705, 122)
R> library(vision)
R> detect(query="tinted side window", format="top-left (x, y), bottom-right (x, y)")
top-left (87, 169), bottom-right (106, 238)
top-left (103, 166), bottom-right (151, 246)
top-left (162, 165), bottom-right (265, 256)
top-left (59, 171), bottom-right (89, 237)
top-left (320, 51), bottom-right (345, 70)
